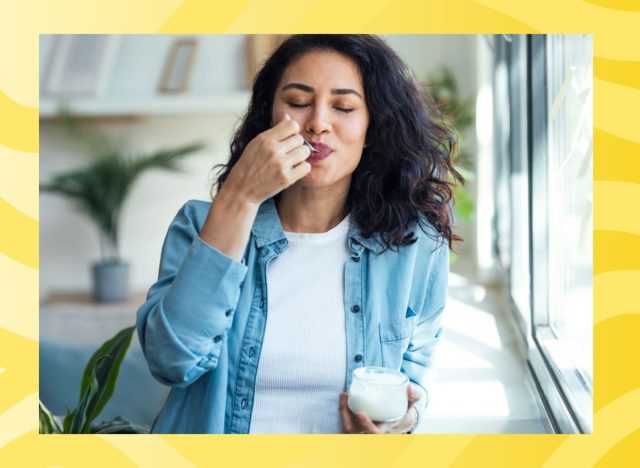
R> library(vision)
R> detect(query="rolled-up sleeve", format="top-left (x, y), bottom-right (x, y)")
top-left (136, 201), bottom-right (248, 387)
top-left (402, 241), bottom-right (448, 431)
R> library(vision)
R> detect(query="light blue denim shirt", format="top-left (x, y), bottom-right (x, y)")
top-left (137, 198), bottom-right (448, 433)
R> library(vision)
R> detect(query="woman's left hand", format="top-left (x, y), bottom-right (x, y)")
top-left (339, 384), bottom-right (421, 434)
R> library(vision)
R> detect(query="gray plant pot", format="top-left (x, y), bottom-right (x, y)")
top-left (92, 261), bottom-right (130, 303)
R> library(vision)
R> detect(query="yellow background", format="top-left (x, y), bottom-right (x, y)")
top-left (1, 0), bottom-right (638, 466)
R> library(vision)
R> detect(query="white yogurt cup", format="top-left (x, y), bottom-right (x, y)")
top-left (347, 366), bottom-right (409, 422)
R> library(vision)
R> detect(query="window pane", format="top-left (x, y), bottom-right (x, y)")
top-left (546, 35), bottom-right (593, 385)
top-left (509, 36), bottom-right (531, 330)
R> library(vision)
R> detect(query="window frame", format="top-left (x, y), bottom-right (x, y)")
top-left (494, 34), bottom-right (593, 434)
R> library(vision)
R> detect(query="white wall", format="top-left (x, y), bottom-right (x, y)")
top-left (40, 35), bottom-right (247, 97)
top-left (40, 114), bottom-right (240, 297)
top-left (39, 35), bottom-right (481, 298)
top-left (385, 35), bottom-right (480, 273)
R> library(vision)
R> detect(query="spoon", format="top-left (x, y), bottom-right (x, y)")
top-left (303, 140), bottom-right (320, 153)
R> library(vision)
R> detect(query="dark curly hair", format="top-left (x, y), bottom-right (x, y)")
top-left (215, 34), bottom-right (463, 251)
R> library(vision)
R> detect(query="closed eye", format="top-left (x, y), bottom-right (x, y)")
top-left (288, 102), bottom-right (310, 108)
top-left (287, 102), bottom-right (354, 113)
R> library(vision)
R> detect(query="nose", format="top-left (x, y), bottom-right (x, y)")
top-left (304, 105), bottom-right (332, 136)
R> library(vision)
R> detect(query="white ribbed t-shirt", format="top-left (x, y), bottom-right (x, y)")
top-left (249, 215), bottom-right (350, 433)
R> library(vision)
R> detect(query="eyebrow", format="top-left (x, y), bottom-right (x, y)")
top-left (282, 82), bottom-right (364, 100)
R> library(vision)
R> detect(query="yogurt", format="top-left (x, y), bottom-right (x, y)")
top-left (347, 367), bottom-right (409, 422)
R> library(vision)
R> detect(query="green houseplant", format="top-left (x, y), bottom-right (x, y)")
top-left (39, 326), bottom-right (148, 434)
top-left (41, 114), bottom-right (204, 302)
top-left (425, 66), bottom-right (476, 223)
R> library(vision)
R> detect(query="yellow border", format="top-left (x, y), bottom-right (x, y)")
top-left (1, 1), bottom-right (638, 466)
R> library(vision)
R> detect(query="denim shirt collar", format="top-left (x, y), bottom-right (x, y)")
top-left (251, 198), bottom-right (384, 254)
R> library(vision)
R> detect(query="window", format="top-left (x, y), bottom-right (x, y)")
top-left (538, 34), bottom-right (593, 431)
top-left (494, 35), bottom-right (593, 433)
top-left (508, 35), bottom-right (532, 338)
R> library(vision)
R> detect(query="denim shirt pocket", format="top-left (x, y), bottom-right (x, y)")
top-left (378, 316), bottom-right (417, 369)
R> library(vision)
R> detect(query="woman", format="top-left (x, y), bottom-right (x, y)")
top-left (137, 34), bottom-right (462, 434)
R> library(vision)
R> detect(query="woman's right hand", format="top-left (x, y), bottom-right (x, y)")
top-left (201, 114), bottom-right (310, 260)
top-left (222, 113), bottom-right (312, 206)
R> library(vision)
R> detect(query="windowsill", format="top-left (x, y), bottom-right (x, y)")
top-left (421, 270), bottom-right (553, 433)
top-left (535, 326), bottom-right (593, 432)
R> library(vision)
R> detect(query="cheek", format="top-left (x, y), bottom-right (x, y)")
top-left (271, 107), bottom-right (285, 126)
top-left (341, 120), bottom-right (368, 146)
top-left (272, 106), bottom-right (305, 129)
top-left (271, 99), bottom-right (292, 126)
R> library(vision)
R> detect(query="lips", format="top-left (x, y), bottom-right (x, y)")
top-left (308, 142), bottom-right (333, 160)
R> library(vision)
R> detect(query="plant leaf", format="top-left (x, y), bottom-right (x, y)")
top-left (70, 359), bottom-right (102, 433)
top-left (78, 326), bottom-right (135, 427)
top-left (131, 142), bottom-right (205, 173)
top-left (40, 123), bottom-right (204, 261)
top-left (62, 408), bottom-right (74, 433)
top-left (90, 416), bottom-right (149, 434)
top-left (39, 400), bottom-right (62, 434)
top-left (454, 185), bottom-right (475, 222)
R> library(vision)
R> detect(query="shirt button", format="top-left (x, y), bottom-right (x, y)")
top-left (248, 346), bottom-right (255, 358)
top-left (354, 354), bottom-right (363, 362)
top-left (199, 359), bottom-right (213, 369)
top-left (213, 335), bottom-right (222, 343)
top-left (351, 305), bottom-right (360, 313)
top-left (241, 398), bottom-right (247, 409)
top-left (352, 256), bottom-right (360, 262)
top-left (225, 309), bottom-right (232, 317)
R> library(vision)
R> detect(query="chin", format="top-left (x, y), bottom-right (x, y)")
top-left (298, 171), bottom-right (352, 191)
top-left (298, 175), bottom-right (332, 189)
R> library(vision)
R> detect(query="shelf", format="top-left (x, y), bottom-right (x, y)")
top-left (39, 91), bottom-right (251, 119)
top-left (42, 290), bottom-right (147, 307)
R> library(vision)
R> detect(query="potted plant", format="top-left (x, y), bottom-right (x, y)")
top-left (41, 114), bottom-right (204, 302)
top-left (425, 66), bottom-right (476, 224)
top-left (39, 326), bottom-right (149, 433)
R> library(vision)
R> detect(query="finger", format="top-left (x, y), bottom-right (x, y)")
top-left (279, 133), bottom-right (306, 156)
top-left (339, 393), bottom-right (357, 433)
top-left (268, 113), bottom-right (300, 141)
top-left (355, 412), bottom-right (381, 434)
top-left (289, 160), bottom-right (312, 182)
top-left (283, 144), bottom-right (311, 166)
top-left (378, 421), bottom-right (397, 434)
top-left (339, 392), bottom-right (348, 410)
top-left (407, 384), bottom-right (422, 405)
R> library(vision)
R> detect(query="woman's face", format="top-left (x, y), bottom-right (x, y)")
top-left (272, 50), bottom-right (370, 191)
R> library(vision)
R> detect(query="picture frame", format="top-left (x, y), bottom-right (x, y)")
top-left (158, 38), bottom-right (199, 93)
top-left (43, 34), bottom-right (120, 97)
top-left (245, 34), bottom-right (288, 88)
